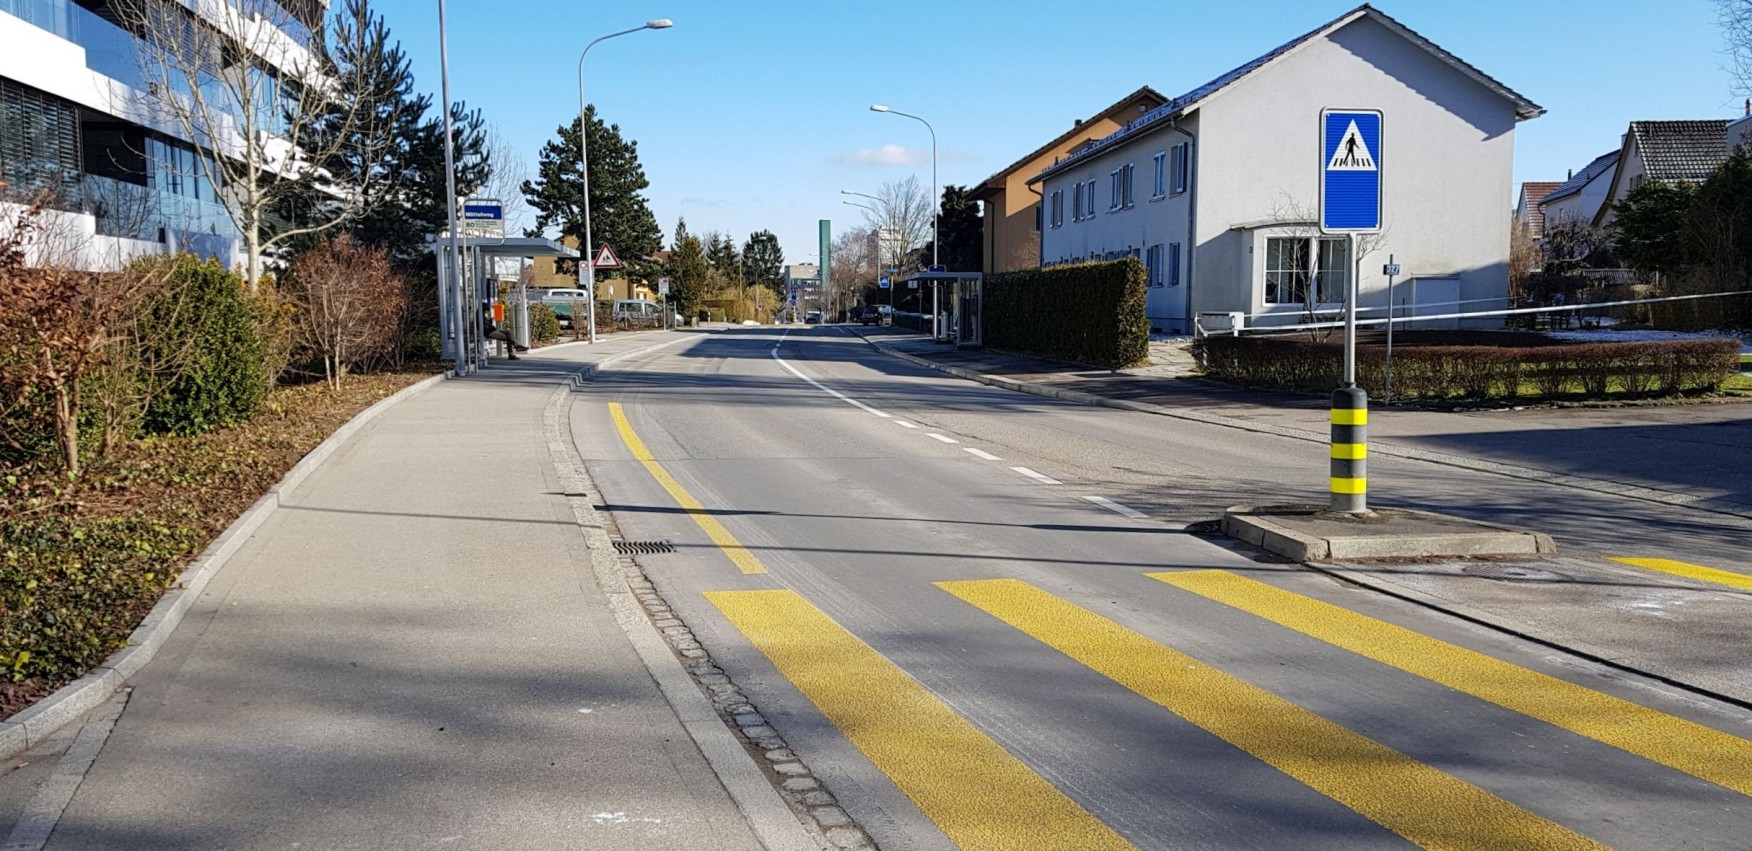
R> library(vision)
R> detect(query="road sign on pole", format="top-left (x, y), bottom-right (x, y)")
top-left (593, 243), bottom-right (622, 269)
top-left (878, 276), bottom-right (890, 289)
top-left (1319, 110), bottom-right (1382, 234)
top-left (657, 277), bottom-right (670, 295)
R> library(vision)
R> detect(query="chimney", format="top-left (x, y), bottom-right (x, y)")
top-left (1073, 118), bottom-right (1083, 127)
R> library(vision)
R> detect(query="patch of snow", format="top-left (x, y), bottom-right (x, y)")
top-left (1545, 329), bottom-right (1740, 344)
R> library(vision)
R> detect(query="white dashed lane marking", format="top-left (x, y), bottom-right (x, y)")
top-left (1085, 496), bottom-right (1148, 519)
top-left (895, 421), bottom-right (919, 429)
top-left (963, 448), bottom-right (1002, 461)
top-left (926, 433), bottom-right (959, 444)
top-left (1011, 467), bottom-right (1062, 485)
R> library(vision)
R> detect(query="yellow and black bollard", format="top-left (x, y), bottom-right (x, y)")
top-left (1329, 386), bottom-right (1368, 513)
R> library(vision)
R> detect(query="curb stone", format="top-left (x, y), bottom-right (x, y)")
top-left (858, 335), bottom-right (1752, 523)
top-left (0, 370), bottom-right (450, 763)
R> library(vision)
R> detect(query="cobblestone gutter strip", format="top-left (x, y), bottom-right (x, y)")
top-left (863, 337), bottom-right (1752, 523)
top-left (544, 344), bottom-right (870, 851)
top-left (0, 371), bottom-right (451, 763)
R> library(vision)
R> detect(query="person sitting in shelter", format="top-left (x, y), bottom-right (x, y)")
top-left (481, 311), bottom-right (528, 360)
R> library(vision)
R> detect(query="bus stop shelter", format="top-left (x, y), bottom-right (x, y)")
top-left (897, 271), bottom-right (982, 349)
top-left (434, 236), bottom-right (579, 371)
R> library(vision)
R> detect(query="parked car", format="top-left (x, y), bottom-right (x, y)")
top-left (858, 305), bottom-right (886, 325)
top-left (806, 310), bottom-right (823, 324)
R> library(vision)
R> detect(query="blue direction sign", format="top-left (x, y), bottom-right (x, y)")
top-left (878, 275), bottom-right (891, 289)
top-left (1319, 109), bottom-right (1382, 233)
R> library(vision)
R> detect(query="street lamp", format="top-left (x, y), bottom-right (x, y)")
top-left (869, 104), bottom-right (937, 268)
top-left (578, 18), bottom-right (672, 343)
top-left (437, 0), bottom-right (465, 376)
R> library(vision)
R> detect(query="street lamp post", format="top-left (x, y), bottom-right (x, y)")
top-left (869, 105), bottom-right (937, 269)
top-left (437, 0), bottom-right (466, 376)
top-left (578, 19), bottom-right (672, 344)
top-left (842, 191), bottom-right (892, 317)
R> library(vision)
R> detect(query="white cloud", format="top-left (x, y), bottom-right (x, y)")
top-left (836, 144), bottom-right (929, 167)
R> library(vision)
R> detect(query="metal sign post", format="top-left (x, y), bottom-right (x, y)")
top-left (1383, 257), bottom-right (1400, 403)
top-left (1319, 109), bottom-right (1382, 515)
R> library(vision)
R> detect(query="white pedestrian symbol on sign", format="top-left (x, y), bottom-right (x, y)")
top-left (1328, 120), bottom-right (1377, 171)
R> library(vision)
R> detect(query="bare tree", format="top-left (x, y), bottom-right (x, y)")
top-left (1267, 192), bottom-right (1387, 338)
top-left (285, 234), bottom-right (403, 388)
top-left (860, 176), bottom-right (933, 274)
top-left (1719, 0), bottom-right (1752, 96)
top-left (129, 0), bottom-right (403, 289)
top-left (479, 121), bottom-right (533, 235)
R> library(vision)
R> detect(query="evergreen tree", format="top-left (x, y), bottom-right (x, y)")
top-left (1613, 179), bottom-right (1697, 277)
top-left (666, 232), bottom-right (710, 317)
top-left (523, 106), bottom-right (663, 280)
top-left (705, 232), bottom-right (741, 280)
top-left (672, 217), bottom-right (691, 250)
top-left (920, 185), bottom-right (983, 272)
top-left (742, 230), bottom-right (785, 292)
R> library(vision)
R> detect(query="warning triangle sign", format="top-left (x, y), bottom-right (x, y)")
top-left (1327, 121), bottom-right (1377, 172)
top-left (592, 243), bottom-right (621, 269)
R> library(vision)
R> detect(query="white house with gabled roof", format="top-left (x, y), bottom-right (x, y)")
top-left (1031, 4), bottom-right (1543, 334)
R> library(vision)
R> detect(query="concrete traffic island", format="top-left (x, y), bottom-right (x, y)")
top-left (1223, 504), bottom-right (1557, 562)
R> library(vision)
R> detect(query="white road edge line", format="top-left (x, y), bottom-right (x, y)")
top-left (963, 447), bottom-right (1002, 461)
top-left (925, 433), bottom-right (959, 444)
top-left (895, 421), bottom-right (919, 429)
top-left (1011, 466), bottom-right (1062, 485)
top-left (1085, 495), bottom-right (1148, 519)
top-left (770, 351), bottom-right (891, 418)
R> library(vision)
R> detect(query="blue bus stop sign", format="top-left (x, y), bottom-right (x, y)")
top-left (878, 276), bottom-right (890, 289)
top-left (1319, 109), bottom-right (1382, 233)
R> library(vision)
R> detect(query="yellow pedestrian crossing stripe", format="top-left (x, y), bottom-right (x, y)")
top-left (610, 402), bottom-right (765, 574)
top-left (705, 588), bottom-right (1134, 851)
top-left (939, 578), bottom-right (1603, 850)
top-left (1611, 557), bottom-right (1752, 592)
top-left (1153, 569), bottom-right (1752, 798)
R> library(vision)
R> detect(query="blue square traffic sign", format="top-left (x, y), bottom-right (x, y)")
top-left (1319, 109), bottom-right (1382, 233)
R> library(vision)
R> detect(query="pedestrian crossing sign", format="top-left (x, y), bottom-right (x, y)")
top-left (1320, 109), bottom-right (1382, 233)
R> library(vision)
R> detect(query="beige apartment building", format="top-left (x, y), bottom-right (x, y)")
top-left (971, 87), bottom-right (1167, 273)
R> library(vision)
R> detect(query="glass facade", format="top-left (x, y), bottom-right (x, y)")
top-left (0, 0), bottom-right (267, 257)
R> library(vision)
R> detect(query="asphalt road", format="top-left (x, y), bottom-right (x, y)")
top-left (572, 325), bottom-right (1752, 851)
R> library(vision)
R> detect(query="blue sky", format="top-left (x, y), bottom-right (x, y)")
top-left (386, 1), bottom-right (1740, 264)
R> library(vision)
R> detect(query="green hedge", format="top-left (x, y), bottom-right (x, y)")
top-left (1191, 336), bottom-right (1742, 399)
top-left (982, 259), bottom-right (1149, 368)
top-left (141, 257), bottom-right (265, 434)
top-left (528, 303), bottom-right (560, 344)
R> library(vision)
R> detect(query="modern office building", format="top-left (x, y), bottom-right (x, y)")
top-left (0, 0), bottom-right (322, 270)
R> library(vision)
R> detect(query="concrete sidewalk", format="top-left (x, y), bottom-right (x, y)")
top-left (856, 329), bottom-right (1752, 708)
top-left (1, 332), bottom-right (808, 850)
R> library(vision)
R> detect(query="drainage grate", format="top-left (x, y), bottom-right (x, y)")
top-left (1461, 563), bottom-right (1571, 582)
top-left (614, 539), bottom-right (677, 556)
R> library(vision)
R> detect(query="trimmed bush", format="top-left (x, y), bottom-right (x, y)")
top-left (1191, 335), bottom-right (1741, 399)
top-left (140, 257), bottom-right (265, 434)
top-left (528, 303), bottom-right (560, 344)
top-left (983, 259), bottom-right (1149, 368)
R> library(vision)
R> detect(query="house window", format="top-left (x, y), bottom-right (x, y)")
top-left (1170, 142), bottom-right (1190, 195)
top-left (1264, 236), bottom-right (1349, 305)
top-left (1168, 242), bottom-right (1181, 287)
top-left (1146, 244), bottom-right (1163, 287)
top-left (1122, 163), bottom-right (1135, 208)
top-left (1153, 152), bottom-right (1166, 198)
top-left (1050, 190), bottom-right (1063, 228)
top-left (1086, 181), bottom-right (1097, 217)
top-left (1072, 182), bottom-right (1083, 221)
top-left (1110, 169), bottom-right (1122, 210)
